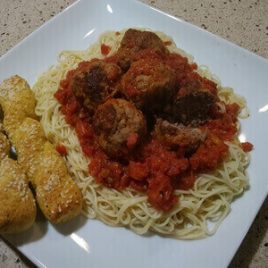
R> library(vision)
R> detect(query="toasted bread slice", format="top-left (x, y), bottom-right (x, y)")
top-left (13, 118), bottom-right (83, 223)
top-left (0, 75), bottom-right (37, 140)
top-left (35, 142), bottom-right (83, 223)
top-left (13, 117), bottom-right (46, 183)
top-left (0, 157), bottom-right (36, 234)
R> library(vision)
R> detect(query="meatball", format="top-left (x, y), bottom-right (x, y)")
top-left (115, 29), bottom-right (168, 71)
top-left (171, 90), bottom-right (216, 126)
top-left (71, 60), bottom-right (122, 114)
top-left (93, 98), bottom-right (147, 158)
top-left (120, 29), bottom-right (168, 53)
top-left (120, 58), bottom-right (177, 113)
top-left (153, 119), bottom-right (207, 154)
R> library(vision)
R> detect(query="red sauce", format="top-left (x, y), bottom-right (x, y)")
top-left (56, 144), bottom-right (68, 156)
top-left (101, 44), bottom-right (111, 56)
top-left (190, 135), bottom-right (228, 171)
top-left (54, 42), bottom-right (251, 212)
top-left (241, 142), bottom-right (253, 152)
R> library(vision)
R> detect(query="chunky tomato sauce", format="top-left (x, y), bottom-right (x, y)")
top-left (56, 144), bottom-right (68, 156)
top-left (101, 44), bottom-right (111, 56)
top-left (54, 45), bottom-right (252, 212)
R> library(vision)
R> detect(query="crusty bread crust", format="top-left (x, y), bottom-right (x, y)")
top-left (0, 132), bottom-right (10, 161)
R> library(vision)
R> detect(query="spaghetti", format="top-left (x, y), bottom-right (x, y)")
top-left (32, 29), bottom-right (250, 239)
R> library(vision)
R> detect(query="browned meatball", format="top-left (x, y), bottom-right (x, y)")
top-left (153, 119), bottom-right (207, 153)
top-left (115, 29), bottom-right (168, 71)
top-left (71, 60), bottom-right (122, 114)
top-left (120, 58), bottom-right (177, 113)
top-left (120, 29), bottom-right (168, 54)
top-left (171, 90), bottom-right (215, 126)
top-left (93, 98), bottom-right (147, 158)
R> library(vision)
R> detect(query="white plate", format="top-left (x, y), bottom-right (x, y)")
top-left (1, 0), bottom-right (268, 267)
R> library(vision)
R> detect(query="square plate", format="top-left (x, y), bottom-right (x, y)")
top-left (1, 0), bottom-right (268, 267)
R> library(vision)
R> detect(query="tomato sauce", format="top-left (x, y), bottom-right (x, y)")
top-left (56, 144), bottom-right (68, 156)
top-left (54, 45), bottom-right (252, 212)
top-left (101, 44), bottom-right (111, 56)
top-left (241, 142), bottom-right (253, 152)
